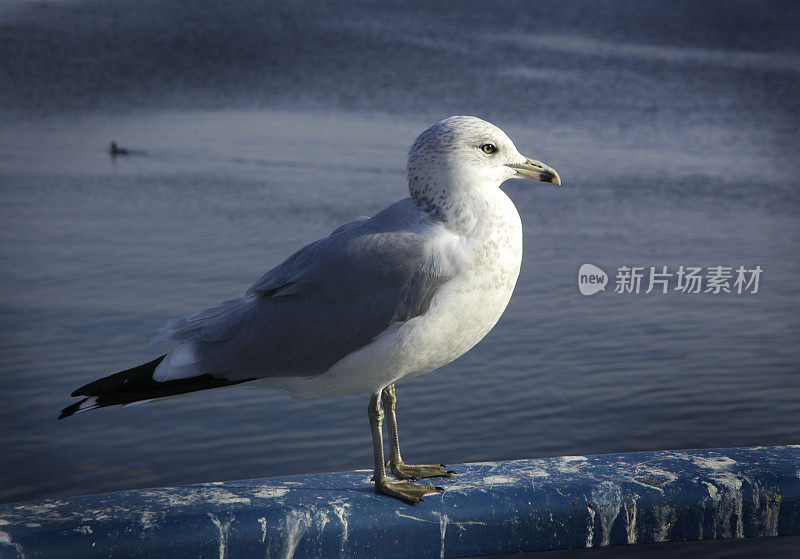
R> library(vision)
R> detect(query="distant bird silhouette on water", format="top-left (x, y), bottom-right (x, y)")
top-left (109, 141), bottom-right (130, 156)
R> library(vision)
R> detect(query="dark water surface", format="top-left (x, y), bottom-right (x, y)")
top-left (1, 0), bottom-right (799, 555)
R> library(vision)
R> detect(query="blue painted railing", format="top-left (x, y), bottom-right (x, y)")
top-left (1, 446), bottom-right (799, 558)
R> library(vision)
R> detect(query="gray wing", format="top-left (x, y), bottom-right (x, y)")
top-left (153, 203), bottom-right (452, 381)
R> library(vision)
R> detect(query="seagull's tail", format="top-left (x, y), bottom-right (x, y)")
top-left (58, 355), bottom-right (252, 420)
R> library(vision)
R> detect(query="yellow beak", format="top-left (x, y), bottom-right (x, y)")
top-left (506, 157), bottom-right (562, 186)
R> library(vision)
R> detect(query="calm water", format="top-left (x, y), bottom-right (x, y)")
top-left (1, 0), bottom-right (799, 555)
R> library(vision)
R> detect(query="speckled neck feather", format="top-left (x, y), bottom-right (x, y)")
top-left (406, 116), bottom-right (519, 226)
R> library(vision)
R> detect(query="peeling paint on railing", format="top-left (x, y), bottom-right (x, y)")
top-left (0, 446), bottom-right (799, 558)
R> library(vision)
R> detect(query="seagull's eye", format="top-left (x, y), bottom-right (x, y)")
top-left (480, 143), bottom-right (497, 155)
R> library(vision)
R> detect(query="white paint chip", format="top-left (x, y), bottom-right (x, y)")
top-left (483, 475), bottom-right (518, 485)
top-left (253, 487), bottom-right (290, 499)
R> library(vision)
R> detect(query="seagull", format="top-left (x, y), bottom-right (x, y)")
top-left (60, 116), bottom-right (562, 504)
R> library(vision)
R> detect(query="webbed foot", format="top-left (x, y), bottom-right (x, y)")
top-left (375, 479), bottom-right (443, 504)
top-left (391, 461), bottom-right (456, 481)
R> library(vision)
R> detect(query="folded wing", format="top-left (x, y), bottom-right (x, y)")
top-left (153, 200), bottom-right (454, 383)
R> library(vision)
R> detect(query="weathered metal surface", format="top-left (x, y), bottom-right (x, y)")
top-left (1, 446), bottom-right (798, 558)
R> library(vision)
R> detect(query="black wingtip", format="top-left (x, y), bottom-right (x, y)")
top-left (71, 355), bottom-right (166, 397)
top-left (58, 397), bottom-right (92, 420)
top-left (60, 354), bottom-right (255, 420)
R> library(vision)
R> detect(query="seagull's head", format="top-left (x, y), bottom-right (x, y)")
top-left (407, 116), bottom-right (561, 209)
